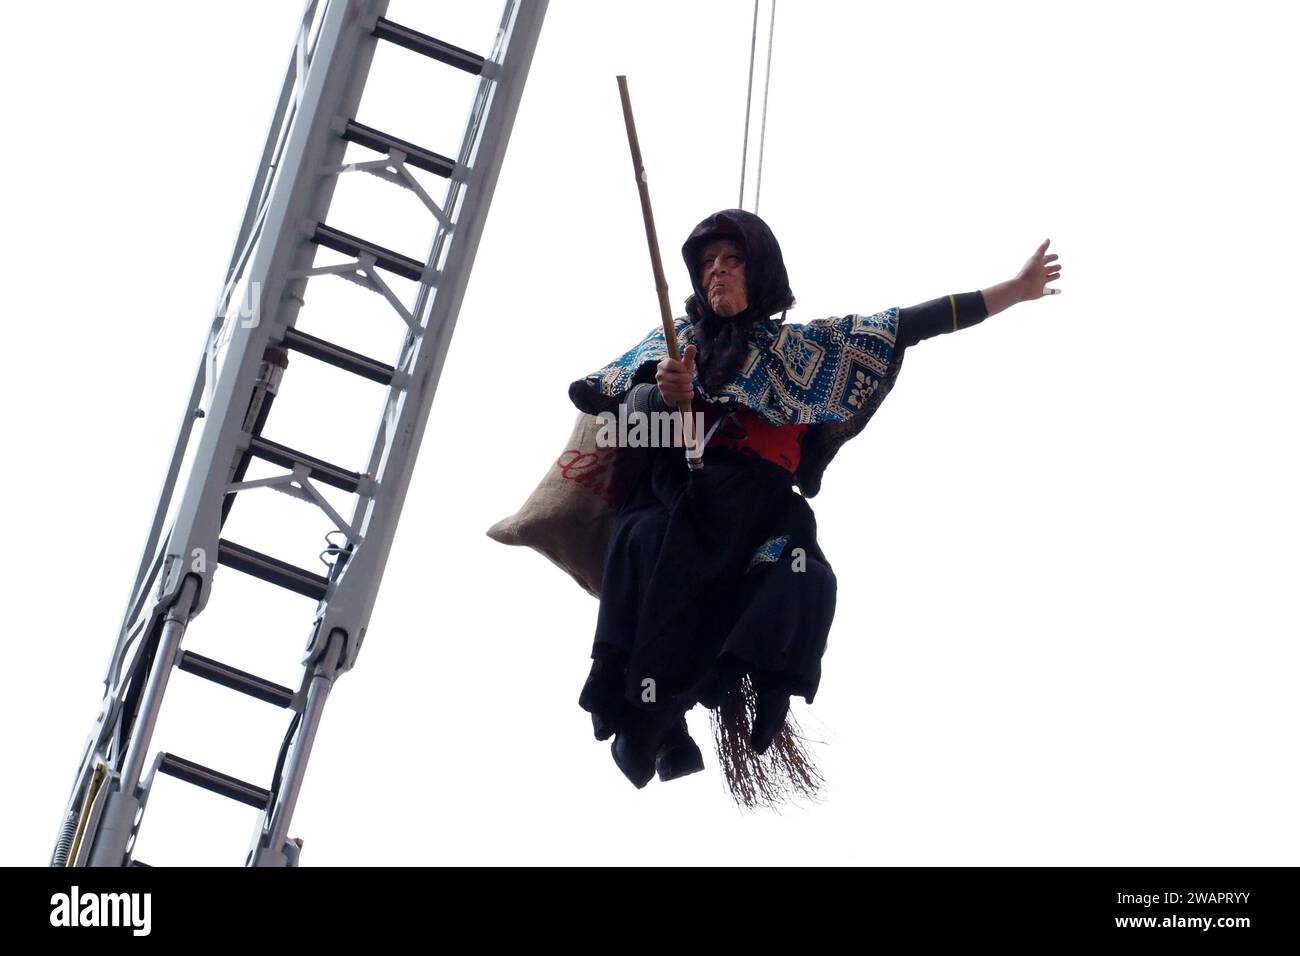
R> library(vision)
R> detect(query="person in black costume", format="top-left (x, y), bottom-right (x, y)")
top-left (571, 209), bottom-right (1063, 804)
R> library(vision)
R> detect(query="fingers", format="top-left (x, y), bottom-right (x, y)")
top-left (658, 344), bottom-right (698, 404)
top-left (658, 373), bottom-right (692, 398)
top-left (658, 374), bottom-right (694, 404)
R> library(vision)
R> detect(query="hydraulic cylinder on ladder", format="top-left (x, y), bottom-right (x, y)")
top-left (50, 0), bottom-right (548, 867)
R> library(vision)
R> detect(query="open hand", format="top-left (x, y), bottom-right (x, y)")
top-left (1016, 239), bottom-right (1063, 300)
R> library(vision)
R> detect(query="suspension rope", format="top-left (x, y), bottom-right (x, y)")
top-left (738, 1), bottom-right (760, 209)
top-left (755, 0), bottom-right (777, 215)
top-left (738, 1), bottom-right (778, 214)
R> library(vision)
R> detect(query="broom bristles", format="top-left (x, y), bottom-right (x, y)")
top-left (710, 672), bottom-right (826, 810)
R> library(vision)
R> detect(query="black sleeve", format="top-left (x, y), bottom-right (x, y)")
top-left (568, 360), bottom-right (667, 417)
top-left (619, 381), bottom-right (670, 415)
top-left (896, 290), bottom-right (989, 349)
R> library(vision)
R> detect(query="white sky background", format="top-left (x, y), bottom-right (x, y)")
top-left (2, 0), bottom-right (1296, 866)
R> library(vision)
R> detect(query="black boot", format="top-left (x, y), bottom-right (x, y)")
top-left (611, 733), bottom-right (656, 788)
top-left (611, 706), bottom-right (684, 789)
top-left (655, 717), bottom-right (705, 782)
top-left (751, 688), bottom-right (790, 755)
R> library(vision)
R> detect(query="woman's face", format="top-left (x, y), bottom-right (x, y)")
top-left (698, 238), bottom-right (748, 318)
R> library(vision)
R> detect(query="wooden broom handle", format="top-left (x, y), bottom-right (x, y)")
top-left (615, 74), bottom-right (700, 463)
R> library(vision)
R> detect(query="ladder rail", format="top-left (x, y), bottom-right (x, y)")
top-left (218, 0), bottom-right (326, 321)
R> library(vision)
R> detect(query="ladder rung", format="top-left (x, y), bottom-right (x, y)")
top-left (343, 119), bottom-right (455, 178)
top-left (281, 329), bottom-right (395, 386)
top-left (157, 753), bottom-right (271, 810)
top-left (372, 17), bottom-right (485, 75)
top-left (217, 539), bottom-right (329, 602)
top-left (248, 436), bottom-right (362, 494)
top-left (177, 650), bottom-right (296, 709)
top-left (312, 223), bottom-right (425, 282)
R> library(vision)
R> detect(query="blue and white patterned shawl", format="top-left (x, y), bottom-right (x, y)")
top-left (568, 306), bottom-right (908, 498)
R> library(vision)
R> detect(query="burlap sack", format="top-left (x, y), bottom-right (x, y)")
top-left (486, 412), bottom-right (650, 599)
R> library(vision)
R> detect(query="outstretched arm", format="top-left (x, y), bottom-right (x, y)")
top-left (897, 291), bottom-right (988, 348)
top-left (898, 239), bottom-right (1063, 347)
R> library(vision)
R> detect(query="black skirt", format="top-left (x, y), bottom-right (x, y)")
top-left (578, 443), bottom-right (838, 740)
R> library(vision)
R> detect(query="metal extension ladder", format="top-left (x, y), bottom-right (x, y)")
top-left (50, 0), bottom-right (548, 867)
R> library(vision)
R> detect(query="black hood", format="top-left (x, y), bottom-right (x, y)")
top-left (681, 208), bottom-right (795, 391)
top-left (682, 208), bottom-right (794, 324)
